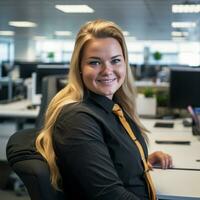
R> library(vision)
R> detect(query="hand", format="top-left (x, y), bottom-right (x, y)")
top-left (148, 151), bottom-right (173, 169)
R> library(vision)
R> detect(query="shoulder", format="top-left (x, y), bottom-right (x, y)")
top-left (57, 101), bottom-right (107, 126)
top-left (57, 102), bottom-right (97, 123)
top-left (55, 102), bottom-right (103, 135)
top-left (53, 102), bottom-right (104, 143)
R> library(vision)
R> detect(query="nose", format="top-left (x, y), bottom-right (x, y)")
top-left (101, 62), bottom-right (113, 75)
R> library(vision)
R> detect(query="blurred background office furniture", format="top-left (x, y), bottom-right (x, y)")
top-left (35, 75), bottom-right (67, 129)
top-left (6, 128), bottom-right (65, 200)
top-left (0, 74), bottom-right (67, 128)
top-left (0, 75), bottom-right (67, 161)
top-left (0, 75), bottom-right (67, 196)
top-left (31, 63), bottom-right (69, 105)
top-left (169, 67), bottom-right (200, 109)
top-left (0, 62), bottom-right (14, 102)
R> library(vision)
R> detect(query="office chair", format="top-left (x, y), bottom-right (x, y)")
top-left (6, 128), bottom-right (65, 200)
top-left (6, 75), bottom-right (67, 200)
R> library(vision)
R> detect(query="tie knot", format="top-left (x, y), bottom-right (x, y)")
top-left (112, 104), bottom-right (124, 118)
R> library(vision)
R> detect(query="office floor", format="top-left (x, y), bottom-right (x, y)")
top-left (0, 189), bottom-right (30, 200)
top-left (0, 120), bottom-right (35, 200)
top-left (0, 161), bottom-right (30, 200)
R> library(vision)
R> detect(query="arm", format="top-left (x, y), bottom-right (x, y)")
top-left (54, 111), bottom-right (140, 200)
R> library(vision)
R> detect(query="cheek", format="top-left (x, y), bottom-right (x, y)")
top-left (118, 65), bottom-right (126, 80)
top-left (82, 68), bottom-right (97, 85)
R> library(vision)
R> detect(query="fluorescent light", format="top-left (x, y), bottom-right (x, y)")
top-left (171, 31), bottom-right (188, 37)
top-left (172, 4), bottom-right (200, 13)
top-left (34, 36), bottom-right (46, 40)
top-left (171, 22), bottom-right (196, 28)
top-left (172, 37), bottom-right (186, 41)
top-left (55, 5), bottom-right (94, 13)
top-left (9, 21), bottom-right (37, 27)
top-left (54, 31), bottom-right (72, 36)
top-left (0, 31), bottom-right (15, 36)
top-left (122, 31), bottom-right (130, 36)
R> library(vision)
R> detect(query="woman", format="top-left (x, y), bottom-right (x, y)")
top-left (36, 19), bottom-right (172, 200)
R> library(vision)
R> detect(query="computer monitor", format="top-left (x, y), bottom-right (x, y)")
top-left (36, 64), bottom-right (69, 94)
top-left (139, 64), bottom-right (161, 80)
top-left (1, 61), bottom-right (14, 77)
top-left (169, 67), bottom-right (200, 108)
top-left (17, 62), bottom-right (38, 79)
top-left (31, 64), bottom-right (69, 105)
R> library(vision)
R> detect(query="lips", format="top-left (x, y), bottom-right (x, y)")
top-left (97, 78), bottom-right (116, 84)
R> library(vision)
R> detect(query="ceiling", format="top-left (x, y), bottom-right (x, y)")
top-left (0, 0), bottom-right (200, 41)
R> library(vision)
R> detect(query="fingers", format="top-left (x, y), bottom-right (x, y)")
top-left (160, 152), bottom-right (173, 169)
top-left (148, 161), bottom-right (153, 170)
top-left (148, 151), bottom-right (173, 169)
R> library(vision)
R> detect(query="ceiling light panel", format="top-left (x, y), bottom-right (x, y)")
top-left (171, 22), bottom-right (196, 28)
top-left (9, 21), bottom-right (37, 27)
top-left (34, 36), bottom-right (46, 40)
top-left (172, 4), bottom-right (200, 13)
top-left (171, 31), bottom-right (188, 37)
top-left (54, 31), bottom-right (72, 36)
top-left (0, 31), bottom-right (15, 36)
top-left (122, 31), bottom-right (130, 36)
top-left (55, 5), bottom-right (94, 13)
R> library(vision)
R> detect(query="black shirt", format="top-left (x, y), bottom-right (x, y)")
top-left (53, 92), bottom-right (149, 200)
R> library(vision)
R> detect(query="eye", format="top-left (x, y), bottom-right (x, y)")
top-left (88, 60), bottom-right (101, 66)
top-left (111, 58), bottom-right (121, 65)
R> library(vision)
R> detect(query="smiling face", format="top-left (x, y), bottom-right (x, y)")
top-left (81, 37), bottom-right (126, 99)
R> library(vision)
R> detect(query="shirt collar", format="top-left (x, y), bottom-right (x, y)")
top-left (86, 91), bottom-right (115, 113)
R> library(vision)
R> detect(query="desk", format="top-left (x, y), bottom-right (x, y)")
top-left (0, 77), bottom-right (23, 101)
top-left (0, 100), bottom-right (39, 160)
top-left (151, 169), bottom-right (200, 200)
top-left (0, 99), bottom-right (39, 118)
top-left (141, 119), bottom-right (200, 199)
top-left (0, 99), bottom-right (39, 130)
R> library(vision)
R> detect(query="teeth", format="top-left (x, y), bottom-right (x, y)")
top-left (99, 79), bottom-right (115, 83)
top-left (102, 79), bottom-right (113, 82)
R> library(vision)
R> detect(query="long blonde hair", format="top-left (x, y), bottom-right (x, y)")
top-left (35, 19), bottom-right (148, 189)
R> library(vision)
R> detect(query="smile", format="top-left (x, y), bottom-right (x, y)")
top-left (97, 78), bottom-right (116, 83)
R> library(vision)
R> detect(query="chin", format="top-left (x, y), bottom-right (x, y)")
top-left (101, 91), bottom-right (114, 99)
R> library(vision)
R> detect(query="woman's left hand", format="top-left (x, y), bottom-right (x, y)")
top-left (148, 151), bottom-right (173, 169)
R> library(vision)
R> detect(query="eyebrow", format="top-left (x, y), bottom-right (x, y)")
top-left (87, 55), bottom-right (122, 60)
top-left (111, 55), bottom-right (122, 59)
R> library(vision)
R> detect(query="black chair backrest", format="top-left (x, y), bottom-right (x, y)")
top-left (6, 128), bottom-right (65, 200)
top-left (35, 75), bottom-right (67, 129)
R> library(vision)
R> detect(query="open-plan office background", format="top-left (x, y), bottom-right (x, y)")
top-left (0, 0), bottom-right (200, 199)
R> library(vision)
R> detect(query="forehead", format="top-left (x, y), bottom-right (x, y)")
top-left (83, 37), bottom-right (123, 57)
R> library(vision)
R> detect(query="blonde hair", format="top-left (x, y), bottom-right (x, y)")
top-left (35, 19), bottom-right (148, 189)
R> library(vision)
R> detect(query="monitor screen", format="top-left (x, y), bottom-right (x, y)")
top-left (169, 67), bottom-right (200, 108)
top-left (138, 64), bottom-right (161, 80)
top-left (36, 64), bottom-right (69, 94)
top-left (17, 62), bottom-right (38, 79)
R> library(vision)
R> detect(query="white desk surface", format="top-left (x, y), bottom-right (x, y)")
top-left (0, 100), bottom-right (39, 118)
top-left (151, 169), bottom-right (200, 200)
top-left (141, 118), bottom-right (200, 170)
top-left (141, 118), bottom-right (200, 199)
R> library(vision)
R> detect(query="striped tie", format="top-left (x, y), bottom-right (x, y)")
top-left (112, 104), bottom-right (157, 200)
